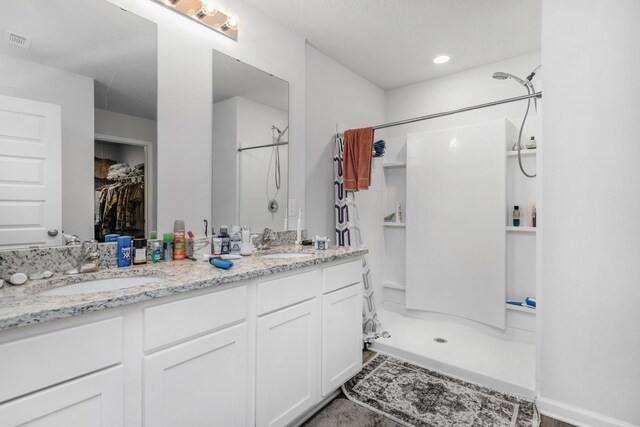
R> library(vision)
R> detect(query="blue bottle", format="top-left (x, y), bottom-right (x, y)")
top-left (117, 236), bottom-right (132, 268)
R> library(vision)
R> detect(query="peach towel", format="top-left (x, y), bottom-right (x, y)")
top-left (343, 127), bottom-right (374, 191)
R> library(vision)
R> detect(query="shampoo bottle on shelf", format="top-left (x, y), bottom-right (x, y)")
top-left (512, 206), bottom-right (520, 227)
top-left (395, 202), bottom-right (403, 223)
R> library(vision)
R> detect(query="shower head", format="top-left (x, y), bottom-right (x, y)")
top-left (492, 72), bottom-right (527, 86)
top-left (271, 125), bottom-right (289, 136)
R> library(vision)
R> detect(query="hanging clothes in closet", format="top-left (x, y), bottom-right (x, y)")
top-left (94, 161), bottom-right (145, 240)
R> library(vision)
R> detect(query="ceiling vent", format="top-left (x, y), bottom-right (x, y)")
top-left (4, 31), bottom-right (32, 50)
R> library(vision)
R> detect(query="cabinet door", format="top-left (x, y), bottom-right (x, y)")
top-left (0, 366), bottom-right (123, 427)
top-left (144, 323), bottom-right (247, 427)
top-left (256, 299), bottom-right (320, 427)
top-left (322, 283), bottom-right (363, 395)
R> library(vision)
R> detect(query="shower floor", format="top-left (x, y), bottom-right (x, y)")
top-left (371, 307), bottom-right (536, 398)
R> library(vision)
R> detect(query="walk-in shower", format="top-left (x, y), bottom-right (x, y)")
top-left (492, 65), bottom-right (541, 178)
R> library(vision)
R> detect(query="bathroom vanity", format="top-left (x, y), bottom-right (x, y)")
top-left (0, 247), bottom-right (366, 427)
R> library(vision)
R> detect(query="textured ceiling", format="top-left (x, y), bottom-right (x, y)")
top-left (241, 0), bottom-right (541, 89)
top-left (0, 0), bottom-right (157, 120)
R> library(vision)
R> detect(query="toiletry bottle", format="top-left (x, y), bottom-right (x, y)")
top-left (395, 202), bottom-right (403, 223)
top-left (230, 225), bottom-right (241, 253)
top-left (513, 206), bottom-right (521, 227)
top-left (163, 233), bottom-right (173, 261)
top-left (218, 226), bottom-right (230, 255)
top-left (526, 136), bottom-right (537, 149)
top-left (173, 220), bottom-right (186, 260)
top-left (117, 236), bottom-right (132, 268)
top-left (296, 209), bottom-right (302, 244)
top-left (533, 208), bottom-right (537, 227)
top-left (151, 240), bottom-right (162, 263)
top-left (133, 239), bottom-right (148, 265)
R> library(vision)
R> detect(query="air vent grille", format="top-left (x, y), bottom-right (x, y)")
top-left (4, 31), bottom-right (32, 49)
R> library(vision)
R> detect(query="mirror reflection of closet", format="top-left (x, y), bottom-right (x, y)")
top-left (94, 140), bottom-right (148, 241)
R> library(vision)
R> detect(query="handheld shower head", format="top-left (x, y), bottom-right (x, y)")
top-left (492, 71), bottom-right (527, 86)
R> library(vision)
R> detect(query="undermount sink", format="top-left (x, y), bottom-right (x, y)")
top-left (260, 253), bottom-right (313, 260)
top-left (38, 277), bottom-right (159, 296)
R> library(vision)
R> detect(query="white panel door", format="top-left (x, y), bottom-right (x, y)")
top-left (143, 323), bottom-right (248, 427)
top-left (0, 366), bottom-right (123, 427)
top-left (321, 283), bottom-right (363, 396)
top-left (406, 120), bottom-right (507, 329)
top-left (0, 94), bottom-right (61, 248)
top-left (256, 299), bottom-right (320, 427)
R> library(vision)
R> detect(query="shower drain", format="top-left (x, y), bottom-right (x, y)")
top-left (433, 337), bottom-right (448, 344)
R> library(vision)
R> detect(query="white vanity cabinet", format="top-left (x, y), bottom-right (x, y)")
top-left (0, 366), bottom-right (123, 427)
top-left (0, 256), bottom-right (365, 427)
top-left (143, 323), bottom-right (247, 427)
top-left (142, 285), bottom-right (249, 427)
top-left (321, 261), bottom-right (364, 396)
top-left (256, 271), bottom-right (321, 427)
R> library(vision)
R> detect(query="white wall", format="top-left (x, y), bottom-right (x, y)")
top-left (106, 0), bottom-right (306, 237)
top-left (95, 108), bottom-right (156, 143)
top-left (305, 43), bottom-right (386, 297)
top-left (539, 1), bottom-right (640, 426)
top-left (0, 53), bottom-right (94, 241)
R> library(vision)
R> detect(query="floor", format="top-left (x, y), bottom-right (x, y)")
top-left (303, 349), bottom-right (575, 427)
top-left (370, 307), bottom-right (536, 397)
top-left (302, 350), bottom-right (575, 427)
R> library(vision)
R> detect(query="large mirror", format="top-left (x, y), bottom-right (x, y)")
top-left (0, 0), bottom-right (157, 249)
top-left (212, 50), bottom-right (289, 232)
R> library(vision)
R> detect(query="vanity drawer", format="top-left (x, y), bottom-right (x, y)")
top-left (322, 259), bottom-right (363, 294)
top-left (257, 270), bottom-right (320, 315)
top-left (0, 316), bottom-right (123, 403)
top-left (144, 285), bottom-right (247, 352)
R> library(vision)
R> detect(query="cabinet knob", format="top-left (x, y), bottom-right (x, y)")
top-left (47, 229), bottom-right (59, 237)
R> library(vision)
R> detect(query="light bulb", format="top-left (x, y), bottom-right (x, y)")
top-left (225, 16), bottom-right (238, 29)
top-left (200, 3), bottom-right (217, 16)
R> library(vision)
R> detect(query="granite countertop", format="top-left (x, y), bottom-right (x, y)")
top-left (0, 245), bottom-right (367, 331)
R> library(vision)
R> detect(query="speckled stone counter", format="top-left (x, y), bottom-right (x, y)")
top-left (0, 245), bottom-right (367, 331)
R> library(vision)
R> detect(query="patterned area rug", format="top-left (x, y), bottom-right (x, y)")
top-left (343, 353), bottom-right (538, 427)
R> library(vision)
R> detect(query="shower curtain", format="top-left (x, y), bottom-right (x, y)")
top-left (334, 136), bottom-right (389, 344)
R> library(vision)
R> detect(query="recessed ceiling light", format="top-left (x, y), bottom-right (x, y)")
top-left (433, 55), bottom-right (450, 64)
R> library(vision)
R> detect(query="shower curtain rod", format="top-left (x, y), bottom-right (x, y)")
top-left (237, 141), bottom-right (288, 152)
top-left (338, 91), bottom-right (542, 136)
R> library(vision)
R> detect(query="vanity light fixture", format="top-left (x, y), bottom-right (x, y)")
top-left (152, 0), bottom-right (239, 41)
top-left (433, 55), bottom-right (450, 64)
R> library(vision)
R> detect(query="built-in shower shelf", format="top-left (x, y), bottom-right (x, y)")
top-left (382, 161), bottom-right (407, 168)
top-left (506, 149), bottom-right (537, 157)
top-left (383, 222), bottom-right (406, 228)
top-left (506, 226), bottom-right (536, 233)
top-left (382, 280), bottom-right (405, 290)
top-left (506, 303), bottom-right (536, 314)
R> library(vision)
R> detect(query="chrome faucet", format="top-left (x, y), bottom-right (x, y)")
top-left (63, 232), bottom-right (81, 246)
top-left (257, 228), bottom-right (273, 250)
top-left (65, 240), bottom-right (100, 275)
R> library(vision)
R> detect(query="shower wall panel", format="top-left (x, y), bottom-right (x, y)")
top-left (406, 119), bottom-right (507, 329)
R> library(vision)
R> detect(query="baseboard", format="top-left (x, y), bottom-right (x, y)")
top-left (537, 396), bottom-right (637, 427)
top-left (291, 388), bottom-right (342, 427)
